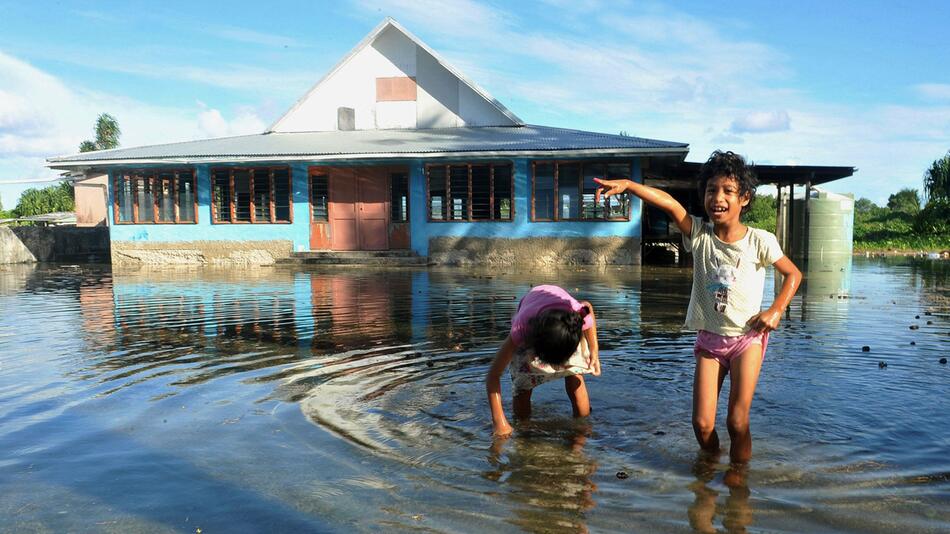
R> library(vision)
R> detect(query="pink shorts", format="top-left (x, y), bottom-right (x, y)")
top-left (694, 329), bottom-right (769, 370)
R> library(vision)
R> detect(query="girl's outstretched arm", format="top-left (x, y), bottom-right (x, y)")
top-left (579, 301), bottom-right (600, 376)
top-left (594, 178), bottom-right (692, 235)
top-left (486, 335), bottom-right (516, 437)
top-left (747, 256), bottom-right (802, 332)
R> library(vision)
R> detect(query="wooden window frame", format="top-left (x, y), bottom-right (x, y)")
top-left (112, 169), bottom-right (198, 225)
top-left (308, 170), bottom-right (330, 223)
top-left (210, 166), bottom-right (293, 224)
top-left (425, 162), bottom-right (514, 223)
top-left (530, 160), bottom-right (632, 222)
top-left (390, 171), bottom-right (410, 223)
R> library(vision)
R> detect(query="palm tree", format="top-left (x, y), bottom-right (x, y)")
top-left (79, 113), bottom-right (121, 152)
top-left (923, 151), bottom-right (950, 202)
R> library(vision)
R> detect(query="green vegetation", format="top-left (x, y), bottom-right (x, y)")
top-left (9, 182), bottom-right (75, 219)
top-left (79, 113), bottom-right (121, 152)
top-left (923, 151), bottom-right (950, 202)
top-left (744, 188), bottom-right (950, 252)
top-left (742, 193), bottom-right (776, 234)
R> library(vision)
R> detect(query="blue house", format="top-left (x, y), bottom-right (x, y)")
top-left (48, 18), bottom-right (689, 266)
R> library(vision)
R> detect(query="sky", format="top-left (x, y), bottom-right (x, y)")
top-left (1, 0), bottom-right (949, 208)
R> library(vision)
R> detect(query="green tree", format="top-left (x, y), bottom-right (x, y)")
top-left (886, 188), bottom-right (920, 214)
top-left (79, 113), bottom-right (121, 152)
top-left (13, 182), bottom-right (75, 217)
top-left (742, 193), bottom-right (776, 233)
top-left (923, 151), bottom-right (950, 202)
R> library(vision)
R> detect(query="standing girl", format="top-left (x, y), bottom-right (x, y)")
top-left (486, 285), bottom-right (600, 437)
top-left (595, 151), bottom-right (801, 463)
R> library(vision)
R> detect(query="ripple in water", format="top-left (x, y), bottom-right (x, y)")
top-left (0, 259), bottom-right (948, 532)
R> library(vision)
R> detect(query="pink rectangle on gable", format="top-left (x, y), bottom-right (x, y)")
top-left (376, 76), bottom-right (417, 102)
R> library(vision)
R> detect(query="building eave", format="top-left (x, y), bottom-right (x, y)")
top-left (47, 146), bottom-right (688, 171)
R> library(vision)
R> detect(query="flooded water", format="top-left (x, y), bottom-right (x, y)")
top-left (0, 258), bottom-right (947, 533)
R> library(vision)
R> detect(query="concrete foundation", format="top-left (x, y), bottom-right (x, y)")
top-left (1, 226), bottom-right (110, 263)
top-left (428, 236), bottom-right (641, 266)
top-left (111, 240), bottom-right (294, 266)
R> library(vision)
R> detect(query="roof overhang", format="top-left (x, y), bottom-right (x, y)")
top-left (48, 146), bottom-right (688, 171)
top-left (648, 161), bottom-right (855, 187)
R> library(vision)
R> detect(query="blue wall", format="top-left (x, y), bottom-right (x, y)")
top-left (108, 157), bottom-right (643, 256)
top-left (108, 163), bottom-right (312, 251)
top-left (409, 157), bottom-right (643, 255)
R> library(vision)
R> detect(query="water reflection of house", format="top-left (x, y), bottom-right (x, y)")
top-left (49, 18), bottom-right (853, 267)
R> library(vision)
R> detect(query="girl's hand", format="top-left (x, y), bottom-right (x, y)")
top-left (493, 420), bottom-right (513, 438)
top-left (590, 350), bottom-right (601, 376)
top-left (746, 308), bottom-right (782, 332)
top-left (593, 178), bottom-right (630, 203)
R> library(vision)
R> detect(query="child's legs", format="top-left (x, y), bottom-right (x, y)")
top-left (513, 389), bottom-right (533, 420)
top-left (564, 374), bottom-right (590, 417)
top-left (693, 353), bottom-right (728, 451)
top-left (726, 344), bottom-right (764, 464)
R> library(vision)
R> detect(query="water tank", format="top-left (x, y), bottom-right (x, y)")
top-left (781, 189), bottom-right (854, 295)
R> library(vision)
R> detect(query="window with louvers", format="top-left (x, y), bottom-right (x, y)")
top-left (113, 169), bottom-right (197, 224)
top-left (212, 166), bottom-right (293, 224)
top-left (426, 163), bottom-right (513, 222)
top-left (531, 161), bottom-right (632, 221)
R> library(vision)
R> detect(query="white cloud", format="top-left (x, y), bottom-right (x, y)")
top-left (345, 1), bottom-right (947, 204)
top-left (914, 83), bottom-right (950, 101)
top-left (0, 50), bottom-right (268, 204)
top-left (730, 111), bottom-right (791, 133)
top-left (197, 104), bottom-right (267, 138)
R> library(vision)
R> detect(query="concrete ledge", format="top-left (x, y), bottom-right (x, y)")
top-left (111, 240), bottom-right (293, 266)
top-left (1, 226), bottom-right (110, 264)
top-left (429, 236), bottom-right (641, 266)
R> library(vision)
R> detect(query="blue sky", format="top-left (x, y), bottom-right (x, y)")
top-left (1, 0), bottom-right (948, 208)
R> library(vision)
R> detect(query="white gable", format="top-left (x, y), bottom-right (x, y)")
top-left (268, 19), bottom-right (521, 133)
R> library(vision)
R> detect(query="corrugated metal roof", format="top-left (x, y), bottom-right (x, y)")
top-left (47, 125), bottom-right (688, 167)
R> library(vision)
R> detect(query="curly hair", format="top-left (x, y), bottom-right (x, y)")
top-left (697, 150), bottom-right (758, 214)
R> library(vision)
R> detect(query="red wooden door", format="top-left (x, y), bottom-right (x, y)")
top-left (328, 168), bottom-right (390, 251)
top-left (329, 169), bottom-right (359, 251)
top-left (357, 171), bottom-right (388, 251)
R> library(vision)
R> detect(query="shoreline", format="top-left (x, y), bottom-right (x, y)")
top-left (854, 248), bottom-right (949, 258)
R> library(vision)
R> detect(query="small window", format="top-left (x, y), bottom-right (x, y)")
top-left (212, 170), bottom-right (232, 223)
top-left (531, 161), bottom-right (632, 221)
top-left (426, 163), bottom-right (513, 222)
top-left (493, 165), bottom-right (512, 220)
top-left (533, 163), bottom-right (555, 220)
top-left (391, 172), bottom-right (409, 222)
top-left (156, 173), bottom-right (175, 222)
top-left (136, 173), bottom-right (154, 222)
top-left (178, 172), bottom-right (195, 222)
top-left (310, 173), bottom-right (329, 222)
top-left (449, 165), bottom-right (469, 220)
top-left (114, 170), bottom-right (197, 224)
top-left (212, 166), bottom-right (293, 224)
top-left (116, 175), bottom-right (133, 223)
top-left (274, 168), bottom-right (291, 222)
top-left (428, 166), bottom-right (447, 221)
top-left (558, 163), bottom-right (580, 219)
